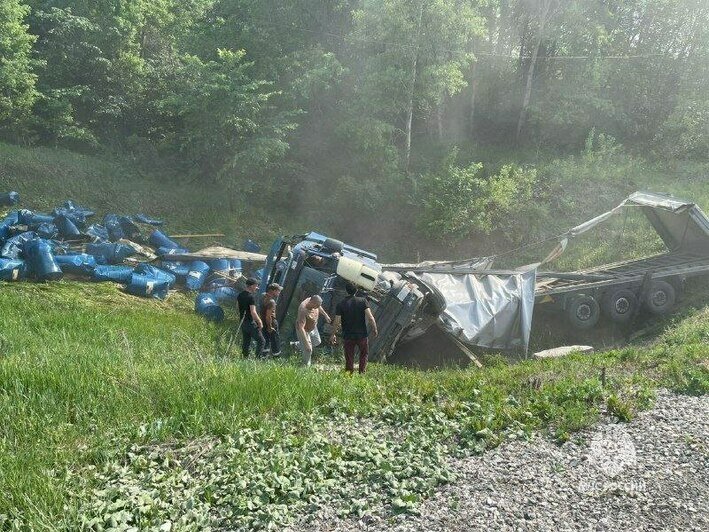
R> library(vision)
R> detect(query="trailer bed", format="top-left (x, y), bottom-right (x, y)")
top-left (536, 251), bottom-right (709, 298)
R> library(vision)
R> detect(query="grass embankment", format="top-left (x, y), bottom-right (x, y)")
top-left (0, 281), bottom-right (706, 530)
top-left (0, 142), bottom-right (301, 251)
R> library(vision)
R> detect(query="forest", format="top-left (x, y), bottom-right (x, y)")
top-left (1, 0), bottom-right (708, 258)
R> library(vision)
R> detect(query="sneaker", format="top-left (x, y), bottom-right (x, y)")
top-left (271, 351), bottom-right (282, 357)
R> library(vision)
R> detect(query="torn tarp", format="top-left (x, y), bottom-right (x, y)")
top-left (412, 268), bottom-right (537, 353)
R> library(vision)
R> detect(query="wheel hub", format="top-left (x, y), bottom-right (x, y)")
top-left (615, 297), bottom-right (630, 314)
top-left (577, 304), bottom-right (592, 321)
top-left (652, 290), bottom-right (668, 307)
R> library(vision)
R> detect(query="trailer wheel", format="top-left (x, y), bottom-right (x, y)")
top-left (603, 288), bottom-right (638, 323)
top-left (567, 295), bottom-right (600, 329)
top-left (643, 280), bottom-right (676, 315)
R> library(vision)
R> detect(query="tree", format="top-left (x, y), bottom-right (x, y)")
top-left (0, 0), bottom-right (38, 139)
top-left (347, 0), bottom-right (486, 170)
top-left (155, 49), bottom-right (297, 185)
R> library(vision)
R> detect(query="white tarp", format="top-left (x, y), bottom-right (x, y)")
top-left (415, 268), bottom-right (537, 354)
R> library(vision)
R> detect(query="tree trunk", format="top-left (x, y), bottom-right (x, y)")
top-left (436, 99), bottom-right (445, 141)
top-left (516, 0), bottom-right (554, 144)
top-left (405, 2), bottom-right (425, 171)
top-left (469, 62), bottom-right (478, 137)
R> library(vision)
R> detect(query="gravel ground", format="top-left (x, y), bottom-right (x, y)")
top-left (299, 390), bottom-right (709, 532)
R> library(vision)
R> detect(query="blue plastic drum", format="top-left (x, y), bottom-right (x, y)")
top-left (185, 261), bottom-right (210, 291)
top-left (195, 293), bottom-right (225, 322)
top-left (24, 238), bottom-right (63, 281)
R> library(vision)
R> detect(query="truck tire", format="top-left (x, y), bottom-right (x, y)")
top-left (567, 294), bottom-right (600, 329)
top-left (643, 280), bottom-right (676, 315)
top-left (602, 288), bottom-right (638, 323)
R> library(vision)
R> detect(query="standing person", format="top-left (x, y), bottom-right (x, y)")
top-left (261, 283), bottom-right (283, 357)
top-left (331, 282), bottom-right (378, 374)
top-left (295, 295), bottom-right (332, 367)
top-left (237, 278), bottom-right (265, 358)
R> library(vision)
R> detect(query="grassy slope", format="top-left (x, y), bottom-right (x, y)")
top-left (0, 142), bottom-right (303, 251)
top-left (0, 280), bottom-right (706, 529)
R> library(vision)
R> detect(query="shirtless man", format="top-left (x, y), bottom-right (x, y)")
top-left (295, 295), bottom-right (331, 367)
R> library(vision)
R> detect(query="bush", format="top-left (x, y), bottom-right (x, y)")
top-left (417, 149), bottom-right (537, 240)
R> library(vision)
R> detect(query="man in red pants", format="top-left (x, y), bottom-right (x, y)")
top-left (331, 281), bottom-right (378, 374)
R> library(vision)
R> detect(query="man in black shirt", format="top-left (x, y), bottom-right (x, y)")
top-left (331, 281), bottom-right (378, 374)
top-left (237, 278), bottom-right (265, 357)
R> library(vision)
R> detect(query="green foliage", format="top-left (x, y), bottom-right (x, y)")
top-left (0, 0), bottom-right (38, 138)
top-left (655, 99), bottom-right (709, 160)
top-left (417, 150), bottom-right (537, 239)
top-left (155, 49), bottom-right (297, 184)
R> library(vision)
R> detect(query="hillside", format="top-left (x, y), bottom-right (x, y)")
top-left (1, 141), bottom-right (708, 266)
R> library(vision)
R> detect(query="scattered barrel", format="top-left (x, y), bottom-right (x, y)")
top-left (185, 261), bottom-right (210, 291)
top-left (195, 293), bottom-right (225, 322)
top-left (24, 238), bottom-right (63, 281)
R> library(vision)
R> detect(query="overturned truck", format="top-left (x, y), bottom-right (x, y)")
top-left (260, 238), bottom-right (535, 367)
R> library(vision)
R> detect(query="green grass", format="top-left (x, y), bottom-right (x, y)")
top-left (0, 280), bottom-right (706, 529)
top-left (0, 142), bottom-right (301, 251)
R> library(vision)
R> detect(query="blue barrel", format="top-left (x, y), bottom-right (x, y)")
top-left (118, 216), bottom-right (140, 239)
top-left (1, 231), bottom-right (36, 259)
top-left (229, 259), bottom-right (243, 272)
top-left (213, 286), bottom-right (238, 303)
top-left (18, 210), bottom-right (54, 226)
top-left (55, 215), bottom-right (81, 238)
top-left (86, 243), bottom-right (134, 264)
top-left (0, 192), bottom-right (19, 207)
top-left (37, 223), bottom-right (58, 240)
top-left (133, 263), bottom-right (177, 288)
top-left (185, 261), bottom-right (210, 290)
top-left (24, 238), bottom-right (63, 281)
top-left (0, 258), bottom-right (26, 281)
top-left (253, 268), bottom-right (265, 282)
top-left (207, 258), bottom-right (230, 273)
top-left (126, 274), bottom-right (170, 299)
top-left (243, 239), bottom-right (261, 253)
top-left (85, 224), bottom-right (109, 242)
top-left (195, 293), bottom-right (225, 322)
top-left (160, 261), bottom-right (190, 279)
top-left (149, 230), bottom-right (181, 250)
top-left (134, 214), bottom-right (163, 226)
top-left (93, 265), bottom-right (134, 283)
top-left (103, 214), bottom-right (125, 241)
top-left (157, 246), bottom-right (189, 256)
top-left (55, 254), bottom-right (97, 274)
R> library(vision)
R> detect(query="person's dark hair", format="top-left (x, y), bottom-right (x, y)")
top-left (245, 277), bottom-right (259, 287)
top-left (344, 281), bottom-right (357, 295)
top-left (267, 283), bottom-right (283, 292)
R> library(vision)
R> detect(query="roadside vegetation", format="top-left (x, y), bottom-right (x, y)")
top-left (0, 280), bottom-right (706, 529)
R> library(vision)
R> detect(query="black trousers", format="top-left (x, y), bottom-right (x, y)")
top-left (241, 321), bottom-right (265, 357)
top-left (263, 321), bottom-right (281, 354)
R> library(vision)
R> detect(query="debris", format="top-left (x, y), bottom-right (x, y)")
top-left (0, 192), bottom-right (263, 323)
top-left (532, 345), bottom-right (595, 359)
